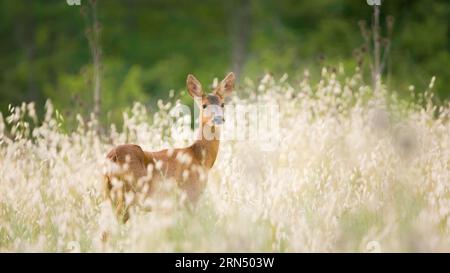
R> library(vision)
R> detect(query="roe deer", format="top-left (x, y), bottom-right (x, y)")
top-left (104, 72), bottom-right (235, 222)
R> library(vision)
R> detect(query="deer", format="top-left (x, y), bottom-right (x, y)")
top-left (103, 72), bottom-right (235, 222)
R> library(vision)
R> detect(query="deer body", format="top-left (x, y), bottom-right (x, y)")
top-left (104, 73), bottom-right (234, 222)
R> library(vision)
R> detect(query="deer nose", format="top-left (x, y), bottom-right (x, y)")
top-left (213, 116), bottom-right (224, 125)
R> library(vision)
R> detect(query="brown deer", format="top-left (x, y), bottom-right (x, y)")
top-left (104, 72), bottom-right (235, 222)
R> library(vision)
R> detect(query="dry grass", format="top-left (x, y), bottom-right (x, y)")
top-left (0, 69), bottom-right (449, 252)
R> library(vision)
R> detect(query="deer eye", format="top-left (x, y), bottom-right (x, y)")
top-left (202, 104), bottom-right (207, 109)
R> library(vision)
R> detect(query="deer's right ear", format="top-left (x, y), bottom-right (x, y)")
top-left (187, 74), bottom-right (203, 98)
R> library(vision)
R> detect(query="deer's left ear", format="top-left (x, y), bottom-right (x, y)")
top-left (215, 72), bottom-right (235, 98)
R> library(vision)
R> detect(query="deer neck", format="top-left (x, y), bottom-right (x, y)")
top-left (191, 124), bottom-right (221, 169)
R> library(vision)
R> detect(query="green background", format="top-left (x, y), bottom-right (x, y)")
top-left (0, 0), bottom-right (448, 124)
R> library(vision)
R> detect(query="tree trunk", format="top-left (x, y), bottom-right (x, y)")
top-left (230, 0), bottom-right (251, 80)
top-left (15, 5), bottom-right (39, 103)
top-left (372, 5), bottom-right (381, 92)
top-left (89, 0), bottom-right (102, 131)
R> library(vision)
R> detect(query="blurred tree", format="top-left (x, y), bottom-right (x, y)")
top-left (0, 0), bottom-right (448, 127)
top-left (229, 0), bottom-right (251, 80)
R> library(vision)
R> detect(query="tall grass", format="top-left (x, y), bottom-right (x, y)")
top-left (0, 69), bottom-right (449, 252)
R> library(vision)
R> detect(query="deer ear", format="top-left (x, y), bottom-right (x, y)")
top-left (215, 72), bottom-right (235, 98)
top-left (186, 74), bottom-right (203, 98)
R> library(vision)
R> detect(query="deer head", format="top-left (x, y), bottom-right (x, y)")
top-left (187, 73), bottom-right (235, 137)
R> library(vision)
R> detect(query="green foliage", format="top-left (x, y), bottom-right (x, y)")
top-left (0, 0), bottom-right (448, 126)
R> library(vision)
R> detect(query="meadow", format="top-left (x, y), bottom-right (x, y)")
top-left (0, 69), bottom-right (449, 252)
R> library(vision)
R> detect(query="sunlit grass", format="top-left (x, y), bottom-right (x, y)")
top-left (0, 70), bottom-right (449, 252)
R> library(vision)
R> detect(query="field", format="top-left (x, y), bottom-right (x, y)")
top-left (0, 70), bottom-right (449, 252)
